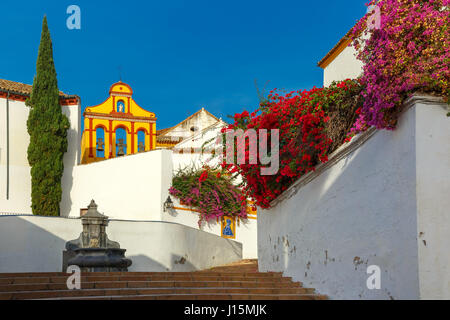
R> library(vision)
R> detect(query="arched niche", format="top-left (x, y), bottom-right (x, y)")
top-left (117, 100), bottom-right (125, 113)
top-left (137, 130), bottom-right (146, 152)
top-left (115, 127), bottom-right (128, 156)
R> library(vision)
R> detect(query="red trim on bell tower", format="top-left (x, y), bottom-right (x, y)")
top-left (89, 118), bottom-right (94, 157)
top-left (109, 120), bottom-right (113, 158)
top-left (149, 123), bottom-right (153, 150)
top-left (131, 122), bottom-right (135, 154)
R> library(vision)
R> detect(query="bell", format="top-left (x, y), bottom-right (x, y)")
top-left (117, 148), bottom-right (125, 156)
top-left (117, 138), bottom-right (126, 156)
top-left (96, 138), bottom-right (104, 152)
top-left (138, 141), bottom-right (145, 152)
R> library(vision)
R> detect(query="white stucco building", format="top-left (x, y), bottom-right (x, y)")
top-left (318, 24), bottom-right (365, 87)
top-left (156, 108), bottom-right (222, 149)
top-left (0, 79), bottom-right (81, 215)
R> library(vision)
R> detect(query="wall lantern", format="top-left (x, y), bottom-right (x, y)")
top-left (163, 196), bottom-right (174, 212)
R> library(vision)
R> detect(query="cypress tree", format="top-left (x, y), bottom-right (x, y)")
top-left (26, 16), bottom-right (70, 216)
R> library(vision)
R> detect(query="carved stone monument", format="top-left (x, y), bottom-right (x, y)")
top-left (62, 200), bottom-right (132, 272)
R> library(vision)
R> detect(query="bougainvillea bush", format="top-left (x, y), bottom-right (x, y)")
top-left (217, 1), bottom-right (449, 208)
top-left (169, 166), bottom-right (247, 225)
top-left (221, 79), bottom-right (364, 208)
top-left (351, 0), bottom-right (449, 131)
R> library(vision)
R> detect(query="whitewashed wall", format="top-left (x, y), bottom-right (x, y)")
top-left (169, 123), bottom-right (258, 259)
top-left (323, 44), bottom-right (363, 87)
top-left (0, 215), bottom-right (242, 273)
top-left (0, 98), bottom-right (80, 214)
top-left (163, 198), bottom-right (257, 259)
top-left (258, 96), bottom-right (450, 300)
top-left (63, 149), bottom-right (173, 221)
top-left (171, 122), bottom-right (224, 172)
top-left (415, 99), bottom-right (450, 300)
top-left (0, 99), bottom-right (32, 213)
top-left (158, 108), bottom-right (220, 141)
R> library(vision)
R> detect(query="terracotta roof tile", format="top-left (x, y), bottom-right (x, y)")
top-left (0, 79), bottom-right (71, 97)
top-left (156, 127), bottom-right (174, 136)
top-left (156, 136), bottom-right (184, 144)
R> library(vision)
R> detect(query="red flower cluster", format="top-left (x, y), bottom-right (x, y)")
top-left (221, 79), bottom-right (362, 208)
top-left (198, 170), bottom-right (208, 183)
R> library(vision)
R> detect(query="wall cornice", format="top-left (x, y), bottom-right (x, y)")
top-left (0, 90), bottom-right (80, 106)
top-left (84, 112), bottom-right (156, 123)
top-left (403, 94), bottom-right (446, 109)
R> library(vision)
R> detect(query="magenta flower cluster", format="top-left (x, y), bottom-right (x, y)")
top-left (169, 168), bottom-right (248, 226)
top-left (351, 0), bottom-right (449, 131)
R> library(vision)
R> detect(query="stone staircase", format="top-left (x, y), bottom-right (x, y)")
top-left (0, 260), bottom-right (326, 300)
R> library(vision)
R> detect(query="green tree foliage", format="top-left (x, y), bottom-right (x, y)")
top-left (26, 16), bottom-right (70, 216)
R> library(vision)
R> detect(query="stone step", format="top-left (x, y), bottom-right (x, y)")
top-left (0, 274), bottom-right (293, 285)
top-left (0, 271), bottom-right (283, 278)
top-left (201, 259), bottom-right (259, 272)
top-left (0, 280), bottom-right (302, 293)
top-left (51, 293), bottom-right (327, 300)
top-left (206, 269), bottom-right (259, 272)
top-left (0, 286), bottom-right (316, 300)
top-left (0, 260), bottom-right (327, 300)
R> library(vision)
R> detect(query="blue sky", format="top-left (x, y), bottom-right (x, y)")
top-left (1, 0), bottom-right (367, 129)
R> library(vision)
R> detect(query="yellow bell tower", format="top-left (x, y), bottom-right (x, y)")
top-left (80, 81), bottom-right (157, 164)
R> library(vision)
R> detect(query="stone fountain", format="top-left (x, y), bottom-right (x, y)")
top-left (62, 200), bottom-right (132, 272)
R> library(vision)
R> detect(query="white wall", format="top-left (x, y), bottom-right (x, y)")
top-left (172, 122), bottom-right (223, 172)
top-left (258, 96), bottom-right (450, 300)
top-left (415, 98), bottom-right (450, 299)
top-left (0, 99), bottom-right (32, 213)
top-left (0, 98), bottom-right (80, 214)
top-left (0, 215), bottom-right (242, 273)
top-left (169, 123), bottom-right (258, 259)
top-left (63, 149), bottom-right (173, 221)
top-left (62, 103), bottom-right (81, 167)
top-left (159, 109), bottom-right (220, 141)
top-left (323, 44), bottom-right (363, 87)
top-left (163, 198), bottom-right (258, 259)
